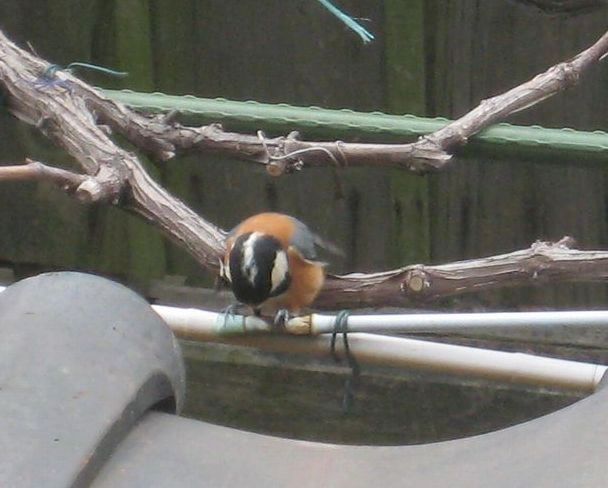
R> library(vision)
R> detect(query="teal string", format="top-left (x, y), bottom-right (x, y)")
top-left (65, 62), bottom-right (128, 78)
top-left (316, 0), bottom-right (375, 44)
top-left (41, 62), bottom-right (128, 81)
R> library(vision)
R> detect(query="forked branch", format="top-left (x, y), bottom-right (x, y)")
top-left (84, 30), bottom-right (608, 174)
top-left (1, 27), bottom-right (608, 309)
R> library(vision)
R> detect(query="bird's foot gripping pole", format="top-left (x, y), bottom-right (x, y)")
top-left (273, 309), bottom-right (292, 329)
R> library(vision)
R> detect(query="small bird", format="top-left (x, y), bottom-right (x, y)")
top-left (220, 212), bottom-right (329, 322)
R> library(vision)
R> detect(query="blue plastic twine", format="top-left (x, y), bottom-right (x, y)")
top-left (34, 62), bottom-right (128, 90)
top-left (63, 62), bottom-right (128, 78)
top-left (316, 0), bottom-right (375, 44)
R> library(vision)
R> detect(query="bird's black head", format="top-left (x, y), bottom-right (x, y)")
top-left (226, 232), bottom-right (291, 307)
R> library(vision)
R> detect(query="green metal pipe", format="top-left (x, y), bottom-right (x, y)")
top-left (103, 89), bottom-right (608, 163)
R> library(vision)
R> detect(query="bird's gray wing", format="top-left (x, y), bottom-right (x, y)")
top-left (289, 216), bottom-right (342, 264)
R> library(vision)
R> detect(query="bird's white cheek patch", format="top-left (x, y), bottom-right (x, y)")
top-left (242, 232), bottom-right (261, 285)
top-left (270, 250), bottom-right (289, 293)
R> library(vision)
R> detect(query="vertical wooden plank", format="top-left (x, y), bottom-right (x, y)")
top-left (149, 0), bottom-right (197, 94)
top-left (0, 1), bottom-right (99, 270)
top-left (91, 0), bottom-right (166, 286)
top-left (384, 0), bottom-right (430, 266)
top-left (148, 0), bottom-right (220, 283)
top-left (385, 1), bottom-right (426, 117)
top-left (428, 0), bottom-right (608, 308)
top-left (111, 1), bottom-right (154, 91)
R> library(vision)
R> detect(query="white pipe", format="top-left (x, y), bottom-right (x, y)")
top-left (151, 304), bottom-right (272, 337)
top-left (151, 305), bottom-right (608, 337)
top-left (208, 333), bottom-right (607, 393)
top-left (1, 285), bottom-right (605, 392)
top-left (300, 310), bottom-right (608, 335)
top-left (6, 284), bottom-right (608, 336)
top-left (151, 304), bottom-right (608, 393)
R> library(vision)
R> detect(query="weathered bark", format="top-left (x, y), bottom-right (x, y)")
top-left (87, 29), bottom-right (608, 174)
top-left (2, 28), bottom-right (608, 309)
top-left (316, 238), bottom-right (608, 309)
top-left (0, 30), bottom-right (225, 269)
top-left (0, 159), bottom-right (88, 192)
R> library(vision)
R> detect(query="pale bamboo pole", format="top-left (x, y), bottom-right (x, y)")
top-left (286, 310), bottom-right (608, 335)
top-left (151, 304), bottom-right (607, 393)
top-left (1, 287), bottom-right (604, 392)
top-left (208, 332), bottom-right (606, 394)
top-left (152, 305), bottom-right (608, 338)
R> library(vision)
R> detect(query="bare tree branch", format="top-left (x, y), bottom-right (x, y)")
top-left (82, 30), bottom-right (608, 174)
top-left (0, 158), bottom-right (87, 192)
top-left (0, 30), bottom-right (226, 269)
top-left (420, 30), bottom-right (608, 155)
top-left (315, 237), bottom-right (608, 309)
top-left (2, 27), bottom-right (608, 312)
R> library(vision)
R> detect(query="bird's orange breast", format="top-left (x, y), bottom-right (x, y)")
top-left (257, 249), bottom-right (325, 315)
top-left (284, 247), bottom-right (325, 311)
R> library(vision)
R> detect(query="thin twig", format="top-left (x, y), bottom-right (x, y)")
top-left (0, 159), bottom-right (83, 186)
top-left (0, 159), bottom-right (100, 202)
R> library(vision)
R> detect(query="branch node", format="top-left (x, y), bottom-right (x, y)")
top-left (334, 140), bottom-right (348, 168)
top-left (266, 160), bottom-right (287, 176)
top-left (556, 235), bottom-right (576, 249)
top-left (161, 109), bottom-right (179, 125)
top-left (258, 130), bottom-right (289, 176)
top-left (557, 62), bottom-right (580, 87)
top-left (35, 115), bottom-right (51, 130)
top-left (75, 178), bottom-right (106, 204)
top-left (98, 124), bottom-right (112, 136)
top-left (402, 267), bottom-right (430, 295)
